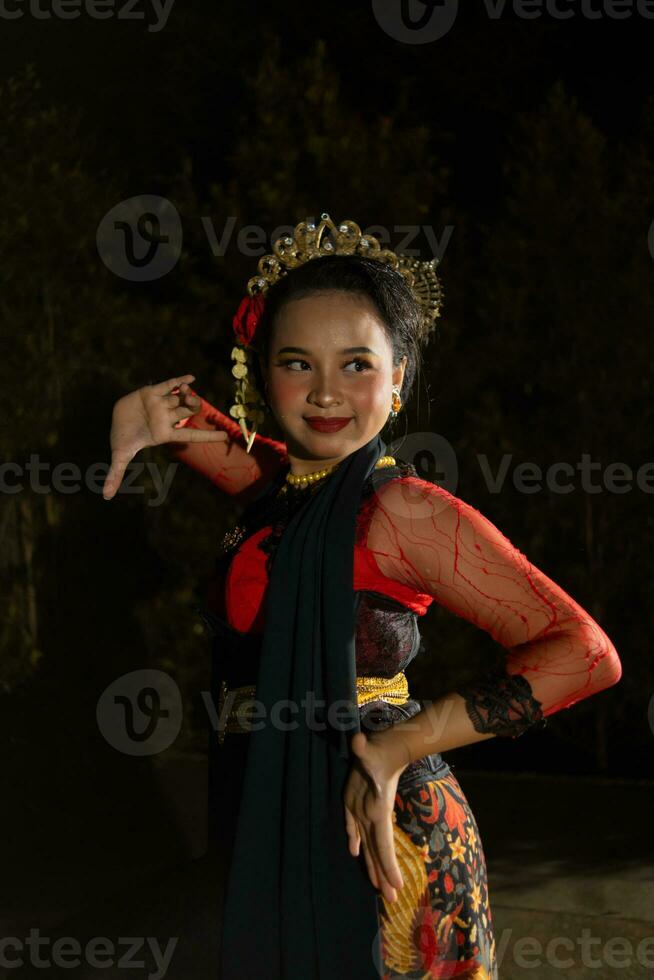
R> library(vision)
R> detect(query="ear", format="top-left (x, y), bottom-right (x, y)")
top-left (392, 356), bottom-right (408, 390)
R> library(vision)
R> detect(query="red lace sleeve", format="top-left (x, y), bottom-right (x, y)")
top-left (170, 389), bottom-right (288, 502)
top-left (363, 475), bottom-right (622, 737)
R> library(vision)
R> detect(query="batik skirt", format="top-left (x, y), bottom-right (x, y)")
top-left (376, 765), bottom-right (498, 980)
top-left (211, 713), bottom-right (498, 980)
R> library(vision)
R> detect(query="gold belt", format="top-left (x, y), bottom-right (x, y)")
top-left (216, 672), bottom-right (409, 745)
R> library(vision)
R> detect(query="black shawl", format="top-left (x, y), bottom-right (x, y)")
top-left (220, 432), bottom-right (387, 978)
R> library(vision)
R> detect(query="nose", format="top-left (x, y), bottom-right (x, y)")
top-left (308, 373), bottom-right (342, 408)
top-left (308, 391), bottom-right (341, 408)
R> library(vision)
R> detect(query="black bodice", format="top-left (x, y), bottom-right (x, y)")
top-left (200, 457), bottom-right (427, 679)
top-left (196, 457), bottom-right (451, 790)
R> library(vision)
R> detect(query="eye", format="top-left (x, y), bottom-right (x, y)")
top-left (277, 358), bottom-right (372, 372)
top-left (279, 359), bottom-right (310, 371)
top-left (344, 358), bottom-right (372, 373)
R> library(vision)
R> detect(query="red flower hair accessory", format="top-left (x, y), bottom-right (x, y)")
top-left (232, 294), bottom-right (265, 347)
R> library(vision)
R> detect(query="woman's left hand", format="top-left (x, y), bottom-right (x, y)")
top-left (343, 728), bottom-right (411, 904)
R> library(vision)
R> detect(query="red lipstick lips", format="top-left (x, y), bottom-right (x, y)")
top-left (304, 417), bottom-right (352, 432)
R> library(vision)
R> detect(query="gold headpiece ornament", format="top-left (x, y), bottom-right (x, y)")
top-left (229, 212), bottom-right (444, 452)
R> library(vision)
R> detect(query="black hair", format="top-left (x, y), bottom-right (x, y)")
top-left (248, 254), bottom-right (425, 434)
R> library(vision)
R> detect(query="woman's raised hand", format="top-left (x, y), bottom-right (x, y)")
top-left (102, 374), bottom-right (228, 501)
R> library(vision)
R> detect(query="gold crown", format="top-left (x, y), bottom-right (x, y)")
top-left (247, 212), bottom-right (443, 339)
top-left (230, 212), bottom-right (444, 451)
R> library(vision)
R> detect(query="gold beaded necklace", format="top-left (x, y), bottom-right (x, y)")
top-left (219, 455), bottom-right (398, 554)
top-left (282, 455), bottom-right (396, 491)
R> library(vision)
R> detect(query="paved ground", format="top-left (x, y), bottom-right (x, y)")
top-left (4, 758), bottom-right (654, 979)
top-left (456, 768), bottom-right (654, 979)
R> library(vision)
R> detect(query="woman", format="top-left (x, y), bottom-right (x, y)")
top-left (104, 221), bottom-right (622, 979)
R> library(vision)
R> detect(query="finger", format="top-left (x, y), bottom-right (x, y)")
top-left (344, 807), bottom-right (361, 857)
top-left (358, 824), bottom-right (381, 891)
top-left (169, 394), bottom-right (201, 418)
top-left (361, 823), bottom-right (397, 903)
top-left (370, 811), bottom-right (404, 892)
top-left (169, 403), bottom-right (203, 425)
top-left (168, 425), bottom-right (229, 442)
top-left (179, 385), bottom-right (201, 408)
top-left (360, 809), bottom-right (401, 896)
top-left (102, 448), bottom-right (134, 500)
top-left (149, 374), bottom-right (196, 396)
top-left (167, 382), bottom-right (200, 406)
top-left (163, 388), bottom-right (202, 426)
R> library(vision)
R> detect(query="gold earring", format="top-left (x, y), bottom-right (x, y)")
top-left (390, 385), bottom-right (402, 419)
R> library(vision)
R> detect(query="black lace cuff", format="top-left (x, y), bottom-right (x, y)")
top-left (455, 666), bottom-right (547, 739)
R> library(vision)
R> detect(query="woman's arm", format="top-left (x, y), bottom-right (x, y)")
top-left (169, 385), bottom-right (289, 505)
top-left (362, 475), bottom-right (622, 763)
top-left (102, 375), bottom-right (288, 504)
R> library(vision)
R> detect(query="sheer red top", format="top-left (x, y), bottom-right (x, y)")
top-left (172, 394), bottom-right (622, 719)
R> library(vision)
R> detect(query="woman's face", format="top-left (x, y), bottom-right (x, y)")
top-left (259, 290), bottom-right (407, 474)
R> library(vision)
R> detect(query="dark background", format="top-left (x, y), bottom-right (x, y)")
top-left (1, 1), bottom-right (653, 964)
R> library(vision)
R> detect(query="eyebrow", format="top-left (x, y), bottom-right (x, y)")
top-left (276, 346), bottom-right (379, 356)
